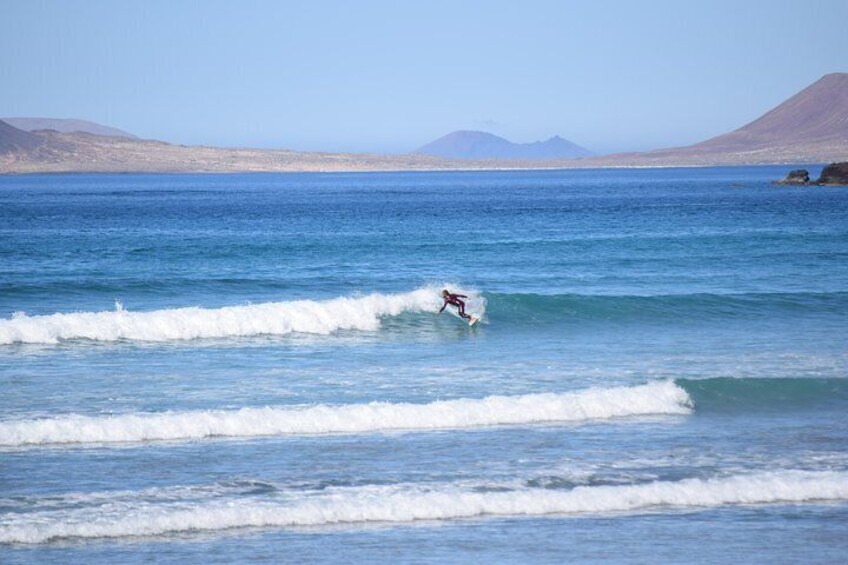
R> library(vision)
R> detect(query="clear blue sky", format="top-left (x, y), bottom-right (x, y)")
top-left (2, 0), bottom-right (846, 154)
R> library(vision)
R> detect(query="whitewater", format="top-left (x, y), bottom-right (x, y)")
top-left (3, 471), bottom-right (846, 544)
top-left (0, 381), bottom-right (690, 446)
top-left (2, 168), bottom-right (847, 563)
top-left (0, 286), bottom-right (484, 345)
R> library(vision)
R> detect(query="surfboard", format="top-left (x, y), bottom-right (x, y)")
top-left (446, 309), bottom-right (479, 327)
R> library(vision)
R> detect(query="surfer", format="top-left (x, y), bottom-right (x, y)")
top-left (439, 289), bottom-right (472, 320)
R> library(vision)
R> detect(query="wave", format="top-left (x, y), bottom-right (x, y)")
top-left (0, 381), bottom-right (690, 447)
top-left (2, 470), bottom-right (846, 543)
top-left (678, 377), bottom-right (848, 413)
top-left (0, 285), bottom-right (482, 345)
top-left (3, 288), bottom-right (843, 345)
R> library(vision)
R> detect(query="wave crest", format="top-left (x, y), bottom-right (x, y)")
top-left (0, 381), bottom-right (690, 447)
top-left (2, 471), bottom-right (846, 543)
top-left (0, 286), bottom-right (479, 345)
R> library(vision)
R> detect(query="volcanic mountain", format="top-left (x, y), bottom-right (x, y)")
top-left (693, 72), bottom-right (848, 150)
top-left (417, 131), bottom-right (593, 160)
top-left (621, 72), bottom-right (848, 164)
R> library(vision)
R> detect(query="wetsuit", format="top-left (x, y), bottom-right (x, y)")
top-left (439, 293), bottom-right (470, 319)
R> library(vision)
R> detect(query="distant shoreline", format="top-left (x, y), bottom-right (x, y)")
top-left (1, 127), bottom-right (842, 176)
top-left (0, 161), bottom-right (829, 177)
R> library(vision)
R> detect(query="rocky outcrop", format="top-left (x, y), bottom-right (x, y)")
top-left (815, 162), bottom-right (848, 185)
top-left (774, 162), bottom-right (848, 186)
top-left (774, 169), bottom-right (810, 185)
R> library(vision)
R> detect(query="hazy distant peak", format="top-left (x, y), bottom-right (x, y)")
top-left (0, 119), bottom-right (43, 154)
top-left (417, 130), bottom-right (593, 160)
top-left (1, 118), bottom-right (137, 139)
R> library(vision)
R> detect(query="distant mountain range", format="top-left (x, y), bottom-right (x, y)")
top-left (416, 131), bottom-right (593, 160)
top-left (1, 118), bottom-right (137, 139)
top-left (1, 73), bottom-right (846, 173)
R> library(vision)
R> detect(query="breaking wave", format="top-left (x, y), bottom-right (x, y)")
top-left (4, 288), bottom-right (841, 346)
top-left (0, 381), bottom-right (690, 447)
top-left (0, 285), bottom-right (482, 345)
top-left (2, 471), bottom-right (846, 543)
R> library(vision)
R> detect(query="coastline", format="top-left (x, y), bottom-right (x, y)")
top-left (0, 162), bottom-right (832, 177)
top-left (1, 130), bottom-right (845, 175)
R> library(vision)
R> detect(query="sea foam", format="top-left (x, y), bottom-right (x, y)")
top-left (0, 381), bottom-right (690, 447)
top-left (2, 471), bottom-right (846, 543)
top-left (0, 286), bottom-right (473, 345)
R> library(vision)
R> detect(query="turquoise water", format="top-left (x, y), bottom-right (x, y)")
top-left (1, 167), bottom-right (847, 563)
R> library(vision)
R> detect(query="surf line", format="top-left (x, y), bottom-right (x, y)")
top-left (3, 470), bottom-right (846, 544)
top-left (0, 381), bottom-right (690, 447)
top-left (0, 285), bottom-right (484, 345)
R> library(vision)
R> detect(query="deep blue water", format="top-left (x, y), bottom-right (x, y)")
top-left (1, 167), bottom-right (847, 563)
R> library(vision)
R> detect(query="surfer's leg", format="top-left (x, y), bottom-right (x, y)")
top-left (457, 302), bottom-right (470, 319)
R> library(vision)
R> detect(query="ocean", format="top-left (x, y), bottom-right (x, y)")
top-left (1, 167), bottom-right (846, 563)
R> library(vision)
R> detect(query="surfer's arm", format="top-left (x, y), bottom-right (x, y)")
top-left (456, 294), bottom-right (468, 298)
top-left (438, 302), bottom-right (447, 314)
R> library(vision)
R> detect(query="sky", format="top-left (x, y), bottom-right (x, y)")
top-left (1, 0), bottom-right (847, 154)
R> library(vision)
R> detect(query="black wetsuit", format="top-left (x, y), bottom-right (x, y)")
top-left (440, 293), bottom-right (470, 319)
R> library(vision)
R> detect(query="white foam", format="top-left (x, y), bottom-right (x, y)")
top-left (2, 471), bottom-right (846, 544)
top-left (0, 285), bottom-right (477, 345)
top-left (0, 381), bottom-right (691, 447)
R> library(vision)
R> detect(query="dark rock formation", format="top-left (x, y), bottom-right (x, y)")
top-left (815, 162), bottom-right (848, 185)
top-left (774, 162), bottom-right (848, 186)
top-left (774, 169), bottom-right (810, 185)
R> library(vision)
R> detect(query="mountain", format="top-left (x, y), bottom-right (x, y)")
top-left (417, 131), bottom-right (593, 160)
top-left (608, 73), bottom-right (848, 165)
top-left (2, 74), bottom-right (845, 172)
top-left (1, 117), bottom-right (137, 139)
top-left (0, 120), bottom-right (44, 154)
top-left (691, 72), bottom-right (848, 152)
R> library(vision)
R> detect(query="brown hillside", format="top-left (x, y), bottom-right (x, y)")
top-left (692, 73), bottom-right (848, 152)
